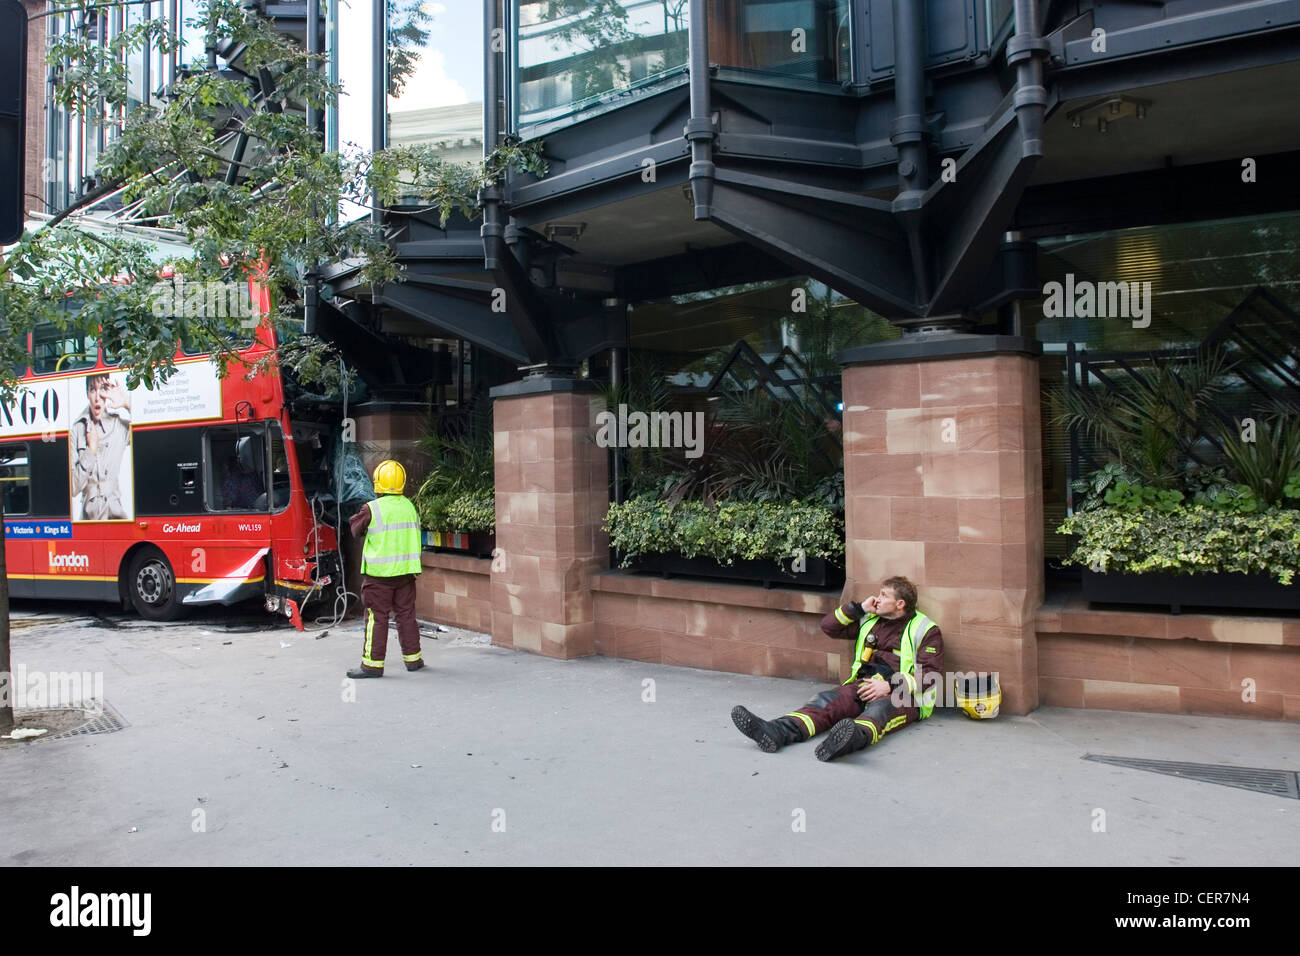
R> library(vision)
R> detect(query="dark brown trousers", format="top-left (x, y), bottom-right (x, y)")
top-left (359, 573), bottom-right (420, 670)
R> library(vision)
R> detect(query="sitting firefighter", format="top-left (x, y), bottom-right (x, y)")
top-left (730, 575), bottom-right (944, 761)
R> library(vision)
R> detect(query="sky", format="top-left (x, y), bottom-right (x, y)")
top-left (388, 0), bottom-right (485, 113)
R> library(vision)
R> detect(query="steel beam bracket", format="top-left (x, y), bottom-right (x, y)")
top-left (1006, 33), bottom-right (1051, 66)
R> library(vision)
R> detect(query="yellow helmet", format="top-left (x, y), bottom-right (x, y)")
top-left (373, 459), bottom-right (407, 495)
top-left (955, 673), bottom-right (1002, 720)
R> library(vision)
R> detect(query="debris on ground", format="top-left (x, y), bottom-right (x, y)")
top-left (2, 728), bottom-right (48, 740)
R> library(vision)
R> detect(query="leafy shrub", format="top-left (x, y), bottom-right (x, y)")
top-left (415, 488), bottom-right (494, 533)
top-left (1214, 414), bottom-right (1300, 507)
top-left (1070, 462), bottom-right (1143, 512)
top-left (1102, 481), bottom-right (1183, 513)
top-left (604, 495), bottom-right (844, 566)
top-left (445, 488), bottom-right (495, 533)
top-left (1058, 506), bottom-right (1300, 585)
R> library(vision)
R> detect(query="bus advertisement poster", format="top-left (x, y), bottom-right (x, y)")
top-left (0, 357), bottom-right (224, 441)
top-left (69, 370), bottom-right (134, 522)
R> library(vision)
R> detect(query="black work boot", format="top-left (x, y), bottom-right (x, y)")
top-left (346, 666), bottom-right (383, 679)
top-left (731, 706), bottom-right (805, 753)
top-left (815, 718), bottom-right (871, 762)
top-left (405, 660), bottom-right (426, 672)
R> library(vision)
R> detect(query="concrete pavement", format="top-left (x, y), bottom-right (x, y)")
top-left (1, 602), bottom-right (1297, 866)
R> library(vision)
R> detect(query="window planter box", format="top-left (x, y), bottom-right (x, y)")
top-left (622, 552), bottom-right (844, 589)
top-left (1081, 568), bottom-right (1300, 614)
top-left (422, 531), bottom-right (496, 559)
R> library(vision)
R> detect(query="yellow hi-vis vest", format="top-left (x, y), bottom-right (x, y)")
top-left (361, 495), bottom-right (423, 577)
top-left (845, 611), bottom-right (939, 719)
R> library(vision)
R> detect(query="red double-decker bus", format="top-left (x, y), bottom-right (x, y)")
top-left (0, 285), bottom-right (341, 629)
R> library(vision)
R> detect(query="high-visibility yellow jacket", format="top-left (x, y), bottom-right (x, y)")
top-left (361, 494), bottom-right (422, 577)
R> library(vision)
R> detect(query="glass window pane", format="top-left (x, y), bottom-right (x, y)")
top-left (178, 0), bottom-right (207, 70)
top-left (31, 326), bottom-right (99, 375)
top-left (513, 0), bottom-right (689, 132)
top-left (0, 444), bottom-right (31, 515)
top-left (709, 0), bottom-right (851, 85)
top-left (387, 0), bottom-right (485, 167)
top-left (206, 425), bottom-right (267, 511)
top-left (268, 420), bottom-right (291, 511)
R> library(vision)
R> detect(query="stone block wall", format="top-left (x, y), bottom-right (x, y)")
top-left (591, 573), bottom-right (842, 682)
top-left (415, 552), bottom-right (492, 633)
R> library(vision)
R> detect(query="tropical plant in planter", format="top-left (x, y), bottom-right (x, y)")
top-left (413, 399), bottom-right (496, 556)
top-left (603, 379), bottom-right (846, 586)
top-left (1057, 349), bottom-right (1232, 490)
top-left (1058, 411), bottom-right (1300, 610)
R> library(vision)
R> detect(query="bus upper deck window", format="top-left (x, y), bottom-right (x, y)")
top-left (0, 444), bottom-right (31, 515)
top-left (32, 325), bottom-right (98, 375)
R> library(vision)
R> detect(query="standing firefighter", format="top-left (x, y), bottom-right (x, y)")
top-left (346, 460), bottom-right (425, 678)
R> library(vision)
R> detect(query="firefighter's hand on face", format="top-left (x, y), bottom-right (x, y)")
top-left (857, 676), bottom-right (890, 702)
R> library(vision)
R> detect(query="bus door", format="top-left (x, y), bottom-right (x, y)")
top-left (266, 418), bottom-right (316, 609)
top-left (187, 422), bottom-right (274, 600)
top-left (1, 442), bottom-right (33, 598)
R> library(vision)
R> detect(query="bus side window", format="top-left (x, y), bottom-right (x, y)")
top-left (0, 443), bottom-right (31, 515)
top-left (203, 426), bottom-right (266, 512)
top-left (268, 420), bottom-right (291, 512)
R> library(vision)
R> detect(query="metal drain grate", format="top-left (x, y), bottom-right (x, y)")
top-left (1085, 754), bottom-right (1300, 799)
top-left (40, 702), bottom-right (128, 741)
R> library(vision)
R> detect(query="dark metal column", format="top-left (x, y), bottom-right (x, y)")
top-left (481, 0), bottom-right (503, 269)
top-left (303, 0), bottom-right (323, 334)
top-left (684, 0), bottom-right (715, 220)
top-left (1008, 0), bottom-right (1048, 155)
top-left (371, 0), bottom-right (386, 226)
top-left (891, 0), bottom-right (928, 206)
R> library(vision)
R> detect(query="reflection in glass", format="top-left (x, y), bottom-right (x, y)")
top-left (513, 0), bottom-right (689, 132)
top-left (386, 1), bottom-right (485, 165)
top-left (708, 0), bottom-right (850, 85)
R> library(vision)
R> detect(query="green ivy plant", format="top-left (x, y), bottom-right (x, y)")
top-left (1058, 506), bottom-right (1300, 585)
top-left (604, 495), bottom-right (844, 566)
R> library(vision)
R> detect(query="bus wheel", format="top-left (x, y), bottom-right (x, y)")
top-left (127, 548), bottom-right (182, 621)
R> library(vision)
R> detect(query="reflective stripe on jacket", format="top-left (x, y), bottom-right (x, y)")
top-left (361, 494), bottom-right (422, 577)
top-left (846, 611), bottom-right (940, 718)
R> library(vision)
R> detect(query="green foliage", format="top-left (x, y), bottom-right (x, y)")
top-left (657, 385), bottom-right (844, 511)
top-left (1286, 472), bottom-right (1300, 500)
top-left (597, 353), bottom-right (683, 500)
top-left (1070, 462), bottom-right (1143, 511)
top-left (446, 489), bottom-right (496, 533)
top-left (1102, 482), bottom-right (1184, 513)
top-left (1213, 414), bottom-right (1300, 508)
top-left (1057, 506), bottom-right (1300, 585)
top-left (604, 495), bottom-right (844, 566)
top-left (412, 401), bottom-right (495, 531)
top-left (2, 0), bottom-right (547, 399)
top-left (1055, 349), bottom-right (1231, 488)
